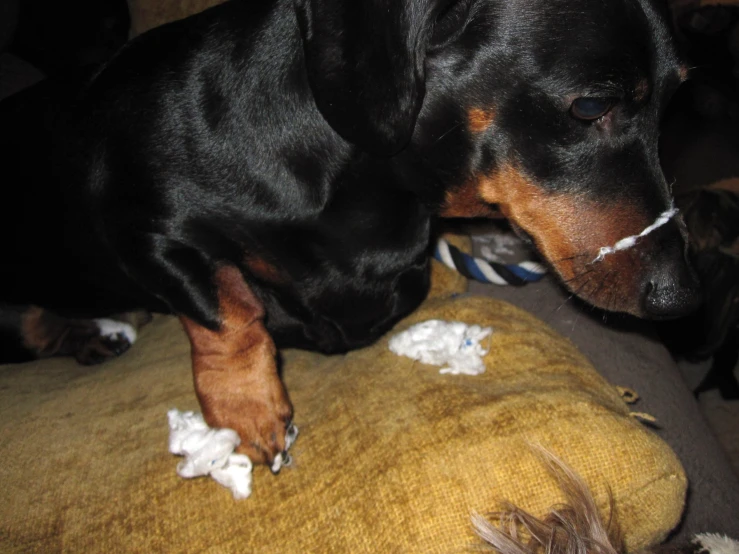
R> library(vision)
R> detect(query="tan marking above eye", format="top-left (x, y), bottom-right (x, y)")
top-left (678, 65), bottom-right (690, 83)
top-left (634, 78), bottom-right (650, 102)
top-left (467, 108), bottom-right (495, 133)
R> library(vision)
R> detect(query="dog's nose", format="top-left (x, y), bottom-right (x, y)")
top-left (643, 258), bottom-right (702, 319)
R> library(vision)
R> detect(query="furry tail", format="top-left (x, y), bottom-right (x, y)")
top-left (472, 446), bottom-right (739, 554)
top-left (472, 445), bottom-right (621, 554)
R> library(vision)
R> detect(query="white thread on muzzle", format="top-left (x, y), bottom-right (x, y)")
top-left (590, 205), bottom-right (679, 264)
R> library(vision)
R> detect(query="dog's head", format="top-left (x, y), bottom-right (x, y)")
top-left (295, 0), bottom-right (700, 319)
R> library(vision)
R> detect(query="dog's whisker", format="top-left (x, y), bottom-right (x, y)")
top-left (548, 264), bottom-right (599, 317)
top-left (596, 272), bottom-right (617, 322)
top-left (605, 271), bottom-right (625, 320)
top-left (549, 252), bottom-right (591, 265)
top-left (560, 266), bottom-right (596, 286)
top-left (553, 273), bottom-right (593, 316)
top-left (570, 302), bottom-right (583, 334)
top-left (430, 121), bottom-right (464, 147)
top-left (607, 273), bottom-right (623, 316)
top-left (588, 269), bottom-right (612, 302)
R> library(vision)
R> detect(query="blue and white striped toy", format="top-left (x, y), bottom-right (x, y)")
top-left (434, 237), bottom-right (547, 286)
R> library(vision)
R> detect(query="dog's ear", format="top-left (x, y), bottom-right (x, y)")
top-left (294, 0), bottom-right (436, 155)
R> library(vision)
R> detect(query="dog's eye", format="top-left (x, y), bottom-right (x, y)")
top-left (570, 97), bottom-right (615, 121)
top-left (431, 0), bottom-right (472, 47)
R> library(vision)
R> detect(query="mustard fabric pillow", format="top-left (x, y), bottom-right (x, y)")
top-left (127, 0), bottom-right (226, 36)
top-left (0, 263), bottom-right (684, 553)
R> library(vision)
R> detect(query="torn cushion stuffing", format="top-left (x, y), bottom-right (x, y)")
top-left (0, 250), bottom-right (685, 553)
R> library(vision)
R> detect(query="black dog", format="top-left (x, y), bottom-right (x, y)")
top-left (0, 0), bottom-right (699, 466)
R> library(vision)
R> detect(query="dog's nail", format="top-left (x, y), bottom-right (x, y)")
top-left (285, 423), bottom-right (299, 449)
top-left (270, 452), bottom-right (283, 474)
top-left (281, 451), bottom-right (293, 467)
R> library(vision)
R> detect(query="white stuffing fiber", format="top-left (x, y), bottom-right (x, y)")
top-left (168, 409), bottom-right (298, 499)
top-left (389, 320), bottom-right (493, 376)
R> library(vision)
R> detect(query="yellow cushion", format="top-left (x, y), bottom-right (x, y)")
top-left (127, 0), bottom-right (226, 36)
top-left (0, 257), bottom-right (685, 553)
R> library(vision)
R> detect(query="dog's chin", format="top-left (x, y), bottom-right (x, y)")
top-left (550, 252), bottom-right (701, 321)
top-left (509, 223), bottom-right (694, 320)
top-left (506, 223), bottom-right (644, 317)
top-left (546, 257), bottom-right (646, 318)
top-left (570, 287), bottom-right (646, 319)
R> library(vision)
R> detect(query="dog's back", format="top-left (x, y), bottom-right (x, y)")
top-left (0, 0), bottom-right (433, 358)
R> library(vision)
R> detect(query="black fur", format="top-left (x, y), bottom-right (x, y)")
top-left (0, 0), bottom-right (698, 362)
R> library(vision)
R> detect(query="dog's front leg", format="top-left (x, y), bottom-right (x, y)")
top-left (180, 265), bottom-right (293, 468)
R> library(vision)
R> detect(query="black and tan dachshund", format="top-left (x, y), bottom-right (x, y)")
top-left (0, 0), bottom-right (700, 466)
